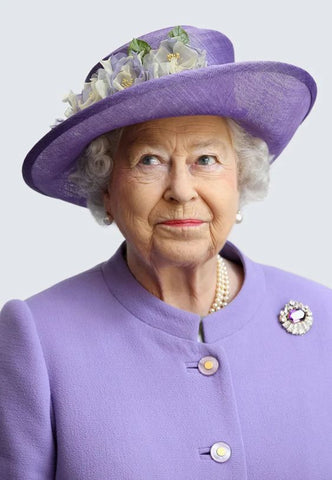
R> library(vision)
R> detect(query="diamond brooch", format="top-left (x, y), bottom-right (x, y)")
top-left (279, 300), bottom-right (313, 335)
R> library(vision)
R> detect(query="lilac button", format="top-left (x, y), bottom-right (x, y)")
top-left (198, 356), bottom-right (219, 376)
top-left (210, 441), bottom-right (232, 463)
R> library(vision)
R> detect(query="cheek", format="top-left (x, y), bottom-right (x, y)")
top-left (205, 172), bottom-right (239, 214)
top-left (109, 170), bottom-right (164, 225)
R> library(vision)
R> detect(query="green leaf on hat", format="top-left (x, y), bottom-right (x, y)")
top-left (128, 38), bottom-right (151, 57)
top-left (168, 26), bottom-right (189, 44)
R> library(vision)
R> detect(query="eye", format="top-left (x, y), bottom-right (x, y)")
top-left (196, 155), bottom-right (217, 166)
top-left (139, 155), bottom-right (161, 166)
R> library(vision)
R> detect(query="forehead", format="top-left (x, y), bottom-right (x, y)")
top-left (120, 115), bottom-right (232, 146)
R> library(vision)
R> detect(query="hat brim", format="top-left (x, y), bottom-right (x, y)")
top-left (22, 60), bottom-right (316, 207)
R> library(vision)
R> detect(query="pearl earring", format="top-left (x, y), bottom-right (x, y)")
top-left (235, 210), bottom-right (243, 224)
top-left (103, 215), bottom-right (112, 225)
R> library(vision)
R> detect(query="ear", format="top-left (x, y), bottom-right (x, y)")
top-left (103, 189), bottom-right (114, 222)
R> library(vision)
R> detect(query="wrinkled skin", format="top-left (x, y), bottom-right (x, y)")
top-left (103, 115), bottom-right (243, 315)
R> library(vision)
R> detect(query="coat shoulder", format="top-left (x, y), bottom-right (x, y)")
top-left (25, 262), bottom-right (107, 307)
top-left (258, 260), bottom-right (332, 309)
top-left (0, 262), bottom-right (113, 335)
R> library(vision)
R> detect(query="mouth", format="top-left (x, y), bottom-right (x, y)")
top-left (159, 219), bottom-right (205, 227)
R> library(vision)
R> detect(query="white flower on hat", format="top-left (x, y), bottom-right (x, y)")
top-left (59, 26), bottom-right (207, 122)
top-left (108, 51), bottom-right (148, 93)
top-left (143, 38), bottom-right (207, 78)
top-left (63, 71), bottom-right (111, 117)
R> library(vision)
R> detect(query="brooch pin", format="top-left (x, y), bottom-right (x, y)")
top-left (279, 300), bottom-right (313, 335)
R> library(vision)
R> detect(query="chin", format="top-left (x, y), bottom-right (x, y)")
top-left (151, 238), bottom-right (216, 266)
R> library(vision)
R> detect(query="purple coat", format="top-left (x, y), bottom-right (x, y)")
top-left (1, 240), bottom-right (332, 479)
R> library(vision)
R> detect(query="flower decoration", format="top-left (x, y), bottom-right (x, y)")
top-left (60, 26), bottom-right (207, 120)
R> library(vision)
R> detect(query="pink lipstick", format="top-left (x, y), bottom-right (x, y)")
top-left (160, 219), bottom-right (204, 226)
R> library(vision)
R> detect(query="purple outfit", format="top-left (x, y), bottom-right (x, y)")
top-left (1, 240), bottom-right (331, 479)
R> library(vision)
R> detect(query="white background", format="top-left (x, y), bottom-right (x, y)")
top-left (1, 0), bottom-right (331, 305)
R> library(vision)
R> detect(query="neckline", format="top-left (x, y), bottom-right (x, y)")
top-left (101, 240), bottom-right (266, 343)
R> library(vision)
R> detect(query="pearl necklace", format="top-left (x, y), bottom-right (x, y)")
top-left (208, 255), bottom-right (230, 314)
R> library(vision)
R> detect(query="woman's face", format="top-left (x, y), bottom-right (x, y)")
top-left (104, 115), bottom-right (240, 266)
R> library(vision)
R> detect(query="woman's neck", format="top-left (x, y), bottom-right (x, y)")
top-left (124, 244), bottom-right (244, 316)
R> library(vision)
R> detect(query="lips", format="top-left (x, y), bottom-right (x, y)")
top-left (160, 219), bottom-right (204, 226)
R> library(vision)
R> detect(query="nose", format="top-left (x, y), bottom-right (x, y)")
top-left (163, 161), bottom-right (198, 203)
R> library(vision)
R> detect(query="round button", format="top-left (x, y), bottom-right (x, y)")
top-left (210, 441), bottom-right (232, 463)
top-left (198, 356), bottom-right (219, 376)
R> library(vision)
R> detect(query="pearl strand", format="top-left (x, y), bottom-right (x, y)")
top-left (208, 255), bottom-right (230, 314)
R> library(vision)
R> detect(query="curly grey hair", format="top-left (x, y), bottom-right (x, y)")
top-left (68, 118), bottom-right (272, 225)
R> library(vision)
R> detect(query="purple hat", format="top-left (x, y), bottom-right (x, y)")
top-left (22, 25), bottom-right (317, 208)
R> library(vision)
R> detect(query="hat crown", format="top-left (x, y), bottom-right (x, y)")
top-left (85, 25), bottom-right (235, 82)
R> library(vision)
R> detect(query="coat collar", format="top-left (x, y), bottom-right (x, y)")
top-left (101, 240), bottom-right (266, 343)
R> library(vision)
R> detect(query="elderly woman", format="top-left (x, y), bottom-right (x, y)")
top-left (1, 25), bottom-right (331, 480)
